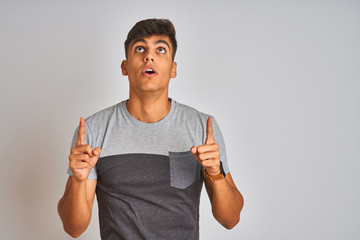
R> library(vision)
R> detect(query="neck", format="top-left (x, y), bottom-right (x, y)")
top-left (126, 92), bottom-right (171, 123)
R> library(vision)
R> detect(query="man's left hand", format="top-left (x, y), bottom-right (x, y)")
top-left (191, 117), bottom-right (221, 176)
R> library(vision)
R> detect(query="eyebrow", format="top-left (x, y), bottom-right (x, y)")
top-left (131, 38), bottom-right (171, 50)
top-left (155, 40), bottom-right (171, 50)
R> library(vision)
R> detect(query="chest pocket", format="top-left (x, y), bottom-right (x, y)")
top-left (169, 151), bottom-right (201, 189)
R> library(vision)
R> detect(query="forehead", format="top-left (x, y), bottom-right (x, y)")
top-left (130, 35), bottom-right (172, 48)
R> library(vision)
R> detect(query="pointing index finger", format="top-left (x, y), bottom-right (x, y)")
top-left (76, 117), bottom-right (86, 146)
top-left (205, 117), bottom-right (215, 144)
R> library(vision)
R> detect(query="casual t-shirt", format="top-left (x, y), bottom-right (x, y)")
top-left (67, 98), bottom-right (229, 240)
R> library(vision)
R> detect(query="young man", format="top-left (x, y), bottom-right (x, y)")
top-left (58, 19), bottom-right (244, 239)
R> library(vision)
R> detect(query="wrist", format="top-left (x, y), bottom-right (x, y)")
top-left (205, 167), bottom-right (221, 176)
top-left (71, 174), bottom-right (88, 184)
top-left (205, 161), bottom-right (226, 176)
top-left (203, 162), bottom-right (226, 182)
top-left (203, 168), bottom-right (224, 182)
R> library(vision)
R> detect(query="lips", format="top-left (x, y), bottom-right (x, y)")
top-left (142, 66), bottom-right (157, 76)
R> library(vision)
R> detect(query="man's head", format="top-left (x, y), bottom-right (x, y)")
top-left (124, 18), bottom-right (177, 61)
top-left (121, 19), bottom-right (178, 96)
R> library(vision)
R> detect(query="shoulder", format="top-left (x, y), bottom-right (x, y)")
top-left (173, 99), bottom-right (223, 131)
top-left (84, 101), bottom-right (123, 128)
top-left (174, 100), bottom-right (211, 123)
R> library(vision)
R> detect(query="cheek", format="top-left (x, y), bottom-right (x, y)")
top-left (160, 61), bottom-right (174, 73)
top-left (126, 61), bottom-right (141, 74)
top-left (162, 67), bottom-right (173, 77)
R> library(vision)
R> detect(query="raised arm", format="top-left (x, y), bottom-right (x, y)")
top-left (191, 117), bottom-right (244, 229)
top-left (57, 118), bottom-right (101, 238)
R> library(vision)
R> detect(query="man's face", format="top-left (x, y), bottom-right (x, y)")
top-left (121, 35), bottom-right (177, 95)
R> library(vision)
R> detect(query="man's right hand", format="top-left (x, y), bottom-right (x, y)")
top-left (69, 117), bottom-right (101, 182)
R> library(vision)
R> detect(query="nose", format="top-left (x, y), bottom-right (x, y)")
top-left (144, 57), bottom-right (154, 62)
top-left (144, 52), bottom-right (154, 63)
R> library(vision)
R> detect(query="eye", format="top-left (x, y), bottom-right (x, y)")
top-left (135, 46), bottom-right (145, 53)
top-left (157, 47), bottom-right (166, 54)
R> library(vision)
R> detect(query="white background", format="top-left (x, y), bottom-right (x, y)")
top-left (1, 0), bottom-right (359, 239)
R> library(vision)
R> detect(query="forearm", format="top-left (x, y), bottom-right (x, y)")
top-left (58, 178), bottom-right (92, 237)
top-left (205, 176), bottom-right (244, 229)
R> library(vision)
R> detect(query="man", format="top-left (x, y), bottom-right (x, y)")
top-left (58, 18), bottom-right (244, 239)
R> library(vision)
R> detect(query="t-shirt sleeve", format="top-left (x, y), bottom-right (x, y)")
top-left (66, 120), bottom-right (98, 179)
top-left (210, 116), bottom-right (230, 174)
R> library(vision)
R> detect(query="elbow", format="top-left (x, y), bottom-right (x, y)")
top-left (58, 207), bottom-right (90, 238)
top-left (64, 226), bottom-right (85, 238)
top-left (59, 216), bottom-right (89, 238)
top-left (224, 194), bottom-right (244, 229)
top-left (223, 216), bottom-right (240, 230)
top-left (218, 202), bottom-right (243, 229)
top-left (214, 211), bottom-right (240, 230)
top-left (62, 221), bottom-right (88, 238)
top-left (213, 191), bottom-right (244, 230)
top-left (67, 231), bottom-right (81, 238)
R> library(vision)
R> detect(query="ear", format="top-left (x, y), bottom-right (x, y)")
top-left (121, 60), bottom-right (128, 76)
top-left (171, 62), bottom-right (177, 78)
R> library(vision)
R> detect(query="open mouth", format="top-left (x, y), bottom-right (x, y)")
top-left (143, 67), bottom-right (157, 76)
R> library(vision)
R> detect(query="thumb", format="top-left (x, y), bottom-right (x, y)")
top-left (190, 146), bottom-right (197, 154)
top-left (92, 147), bottom-right (102, 157)
top-left (89, 147), bottom-right (101, 167)
top-left (190, 146), bottom-right (201, 164)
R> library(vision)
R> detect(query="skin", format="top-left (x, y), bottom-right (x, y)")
top-left (121, 35), bottom-right (177, 123)
top-left (191, 117), bottom-right (244, 229)
top-left (57, 118), bottom-right (99, 238)
top-left (58, 35), bottom-right (243, 237)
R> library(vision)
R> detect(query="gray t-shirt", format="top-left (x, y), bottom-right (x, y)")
top-left (68, 98), bottom-right (229, 240)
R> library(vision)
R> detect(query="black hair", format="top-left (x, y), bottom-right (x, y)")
top-left (124, 18), bottom-right (177, 61)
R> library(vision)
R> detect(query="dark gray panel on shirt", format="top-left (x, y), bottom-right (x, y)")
top-left (95, 153), bottom-right (203, 240)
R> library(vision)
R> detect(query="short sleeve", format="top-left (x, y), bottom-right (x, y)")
top-left (210, 116), bottom-right (230, 174)
top-left (66, 120), bottom-right (98, 179)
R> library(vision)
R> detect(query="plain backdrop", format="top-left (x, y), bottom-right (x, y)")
top-left (1, 0), bottom-right (359, 239)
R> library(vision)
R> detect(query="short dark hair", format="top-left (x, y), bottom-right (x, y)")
top-left (124, 18), bottom-right (177, 61)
